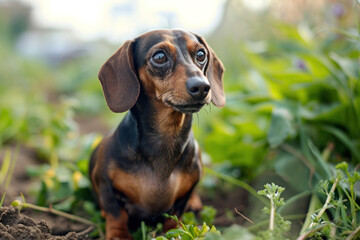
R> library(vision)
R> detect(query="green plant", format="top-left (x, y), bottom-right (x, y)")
top-left (194, 2), bottom-right (360, 181)
top-left (25, 133), bottom-right (102, 216)
top-left (257, 183), bottom-right (291, 240)
top-left (181, 206), bottom-right (217, 227)
top-left (299, 162), bottom-right (360, 239)
top-left (155, 214), bottom-right (220, 240)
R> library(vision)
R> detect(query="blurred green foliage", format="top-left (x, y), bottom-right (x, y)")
top-left (0, 0), bottom-right (360, 238)
top-left (194, 5), bottom-right (360, 183)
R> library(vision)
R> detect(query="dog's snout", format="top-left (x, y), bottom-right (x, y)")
top-left (186, 77), bottom-right (210, 100)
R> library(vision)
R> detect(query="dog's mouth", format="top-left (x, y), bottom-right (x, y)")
top-left (165, 100), bottom-right (206, 114)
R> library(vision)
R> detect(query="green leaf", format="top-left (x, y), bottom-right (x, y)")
top-left (308, 140), bottom-right (332, 179)
top-left (188, 225), bottom-right (196, 237)
top-left (182, 211), bottom-right (198, 225)
top-left (221, 225), bottom-right (255, 240)
top-left (301, 54), bottom-right (331, 79)
top-left (37, 181), bottom-right (48, 206)
top-left (141, 221), bottom-right (147, 240)
top-left (53, 197), bottom-right (75, 212)
top-left (198, 222), bottom-right (210, 235)
top-left (267, 107), bottom-right (295, 148)
top-left (165, 229), bottom-right (188, 238)
top-left (329, 52), bottom-right (358, 80)
top-left (332, 28), bottom-right (360, 42)
top-left (83, 201), bottom-right (97, 215)
top-left (153, 237), bottom-right (168, 240)
top-left (200, 206), bottom-right (217, 226)
top-left (205, 232), bottom-right (222, 240)
top-left (274, 152), bottom-right (311, 192)
top-left (321, 125), bottom-right (360, 162)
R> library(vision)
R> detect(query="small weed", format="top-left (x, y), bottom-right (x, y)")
top-left (157, 214), bottom-right (220, 240)
top-left (257, 183), bottom-right (291, 240)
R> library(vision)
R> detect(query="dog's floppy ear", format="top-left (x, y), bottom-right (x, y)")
top-left (195, 34), bottom-right (225, 107)
top-left (98, 40), bottom-right (140, 113)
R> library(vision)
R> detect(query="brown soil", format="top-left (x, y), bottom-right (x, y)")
top-left (0, 206), bottom-right (93, 240)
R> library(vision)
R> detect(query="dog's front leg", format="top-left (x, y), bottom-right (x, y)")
top-left (99, 183), bottom-right (133, 240)
top-left (104, 209), bottom-right (132, 240)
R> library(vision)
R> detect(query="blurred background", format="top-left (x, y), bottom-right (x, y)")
top-left (0, 0), bottom-right (359, 239)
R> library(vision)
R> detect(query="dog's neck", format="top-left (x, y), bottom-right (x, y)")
top-left (128, 94), bottom-right (194, 178)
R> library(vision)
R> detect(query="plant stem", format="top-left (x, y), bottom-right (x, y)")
top-left (300, 194), bottom-right (321, 235)
top-left (269, 198), bottom-right (275, 231)
top-left (297, 224), bottom-right (328, 240)
top-left (21, 202), bottom-right (96, 226)
top-left (248, 214), bottom-right (305, 232)
top-left (346, 224), bottom-right (360, 240)
top-left (141, 221), bottom-right (146, 240)
top-left (234, 208), bottom-right (254, 224)
top-left (350, 184), bottom-right (357, 228)
top-left (309, 178), bottom-right (339, 228)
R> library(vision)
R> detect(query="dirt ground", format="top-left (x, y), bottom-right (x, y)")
top-left (0, 117), bottom-right (250, 239)
top-left (0, 206), bottom-right (93, 240)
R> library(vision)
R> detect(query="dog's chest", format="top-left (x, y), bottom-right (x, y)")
top-left (109, 166), bottom-right (197, 214)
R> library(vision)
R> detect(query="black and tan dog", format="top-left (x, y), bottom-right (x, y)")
top-left (89, 29), bottom-right (224, 239)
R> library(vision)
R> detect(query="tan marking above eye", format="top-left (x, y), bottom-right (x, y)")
top-left (185, 38), bottom-right (207, 66)
top-left (148, 41), bottom-right (177, 61)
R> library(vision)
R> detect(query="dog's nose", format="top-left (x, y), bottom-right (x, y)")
top-left (186, 77), bottom-right (210, 100)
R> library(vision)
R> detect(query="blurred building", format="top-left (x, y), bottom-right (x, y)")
top-left (0, 1), bottom-right (91, 64)
top-left (0, 1), bottom-right (31, 41)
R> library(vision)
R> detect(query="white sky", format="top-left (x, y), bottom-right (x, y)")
top-left (20, 0), bottom-right (227, 42)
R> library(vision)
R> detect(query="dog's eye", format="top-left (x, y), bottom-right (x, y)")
top-left (196, 49), bottom-right (206, 64)
top-left (152, 51), bottom-right (167, 65)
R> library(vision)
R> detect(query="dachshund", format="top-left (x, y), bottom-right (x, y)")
top-left (89, 29), bottom-right (225, 240)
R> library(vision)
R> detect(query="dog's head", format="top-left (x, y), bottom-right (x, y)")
top-left (98, 29), bottom-right (225, 113)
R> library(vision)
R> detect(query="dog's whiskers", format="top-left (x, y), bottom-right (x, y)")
top-left (204, 106), bottom-right (209, 115)
top-left (196, 113), bottom-right (200, 128)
